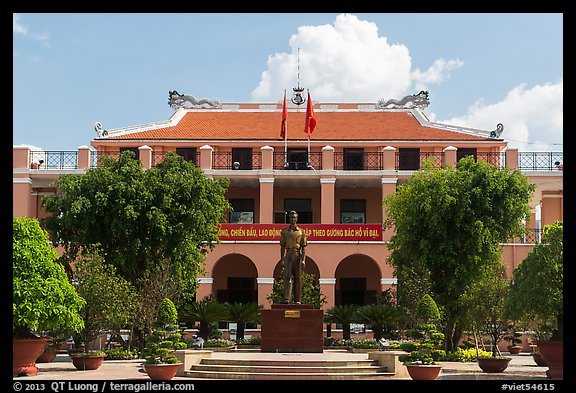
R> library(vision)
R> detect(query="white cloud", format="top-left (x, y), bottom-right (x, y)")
top-left (411, 58), bottom-right (465, 91)
top-left (13, 14), bottom-right (50, 47)
top-left (251, 14), bottom-right (461, 103)
top-left (433, 80), bottom-right (563, 152)
top-left (13, 14), bottom-right (28, 34)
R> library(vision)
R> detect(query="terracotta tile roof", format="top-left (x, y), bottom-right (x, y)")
top-left (105, 109), bottom-right (492, 142)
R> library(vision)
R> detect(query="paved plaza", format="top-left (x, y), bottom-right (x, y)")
top-left (13, 351), bottom-right (552, 381)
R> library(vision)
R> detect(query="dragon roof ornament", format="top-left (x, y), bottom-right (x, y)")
top-left (168, 90), bottom-right (222, 110)
top-left (94, 122), bottom-right (108, 137)
top-left (377, 90), bottom-right (430, 110)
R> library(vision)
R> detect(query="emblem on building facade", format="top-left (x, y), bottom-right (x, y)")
top-left (168, 90), bottom-right (222, 110)
top-left (291, 86), bottom-right (306, 106)
top-left (377, 90), bottom-right (430, 110)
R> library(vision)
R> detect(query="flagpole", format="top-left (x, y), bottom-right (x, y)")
top-left (284, 89), bottom-right (288, 166)
top-left (307, 89), bottom-right (310, 166)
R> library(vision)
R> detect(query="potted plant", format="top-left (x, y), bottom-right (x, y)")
top-left (66, 246), bottom-right (138, 370)
top-left (13, 217), bottom-right (85, 377)
top-left (399, 323), bottom-right (444, 380)
top-left (70, 350), bottom-right (107, 370)
top-left (36, 335), bottom-right (68, 363)
top-left (141, 298), bottom-right (187, 380)
top-left (504, 331), bottom-right (523, 354)
top-left (505, 221), bottom-right (563, 379)
top-left (466, 260), bottom-right (513, 373)
top-left (399, 294), bottom-right (444, 380)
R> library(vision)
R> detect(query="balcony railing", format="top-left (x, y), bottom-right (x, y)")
top-left (518, 228), bottom-right (542, 244)
top-left (28, 150), bottom-right (562, 173)
top-left (90, 151), bottom-right (121, 168)
top-left (30, 151), bottom-right (78, 169)
top-left (518, 152), bottom-right (563, 171)
top-left (272, 152), bottom-right (322, 170)
top-left (334, 152), bottom-right (383, 170)
top-left (212, 152), bottom-right (262, 170)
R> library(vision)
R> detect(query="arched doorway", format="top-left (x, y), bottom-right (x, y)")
top-left (212, 253), bottom-right (258, 303)
top-left (335, 254), bottom-right (381, 306)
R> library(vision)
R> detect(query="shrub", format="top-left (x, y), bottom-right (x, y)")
top-left (203, 339), bottom-right (235, 348)
top-left (103, 348), bottom-right (140, 360)
top-left (13, 217), bottom-right (85, 338)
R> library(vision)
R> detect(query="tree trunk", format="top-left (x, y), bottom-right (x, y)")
top-left (199, 321), bottom-right (209, 340)
top-left (236, 322), bottom-right (245, 341)
top-left (443, 320), bottom-right (455, 352)
top-left (343, 323), bottom-right (351, 340)
top-left (451, 324), bottom-right (463, 352)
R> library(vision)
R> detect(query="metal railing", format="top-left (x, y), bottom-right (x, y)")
top-left (212, 152), bottom-right (262, 170)
top-left (272, 152), bottom-right (322, 170)
top-left (29, 151), bottom-right (78, 169)
top-left (334, 152), bottom-right (383, 170)
top-left (518, 152), bottom-right (563, 171)
top-left (28, 150), bottom-right (562, 173)
top-left (90, 151), bottom-right (121, 168)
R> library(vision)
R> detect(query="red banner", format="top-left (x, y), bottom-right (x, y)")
top-left (218, 224), bottom-right (382, 241)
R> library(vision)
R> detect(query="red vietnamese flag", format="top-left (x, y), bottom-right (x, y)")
top-left (304, 91), bottom-right (316, 137)
top-left (280, 90), bottom-right (287, 139)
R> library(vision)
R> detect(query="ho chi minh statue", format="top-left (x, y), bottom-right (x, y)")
top-left (279, 210), bottom-right (308, 304)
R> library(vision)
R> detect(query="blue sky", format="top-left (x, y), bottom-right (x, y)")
top-left (13, 13), bottom-right (563, 152)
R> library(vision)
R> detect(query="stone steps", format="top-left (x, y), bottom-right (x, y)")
top-left (184, 358), bottom-right (395, 380)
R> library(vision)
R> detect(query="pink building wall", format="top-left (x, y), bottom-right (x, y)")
top-left (13, 144), bottom-right (563, 312)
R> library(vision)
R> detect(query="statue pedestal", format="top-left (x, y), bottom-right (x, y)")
top-left (260, 304), bottom-right (324, 353)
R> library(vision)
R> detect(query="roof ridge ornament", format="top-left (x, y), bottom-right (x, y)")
top-left (168, 90), bottom-right (222, 110)
top-left (377, 90), bottom-right (430, 110)
top-left (94, 122), bottom-right (108, 137)
top-left (490, 123), bottom-right (504, 138)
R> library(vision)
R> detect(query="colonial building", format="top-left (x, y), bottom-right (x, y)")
top-left (13, 90), bottom-right (563, 312)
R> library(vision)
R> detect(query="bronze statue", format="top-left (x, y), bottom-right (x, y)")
top-left (279, 210), bottom-right (307, 304)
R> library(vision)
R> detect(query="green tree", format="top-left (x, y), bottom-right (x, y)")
top-left (224, 302), bottom-right (261, 341)
top-left (141, 300), bottom-right (187, 365)
top-left (71, 246), bottom-right (138, 350)
top-left (384, 156), bottom-right (535, 351)
top-left (505, 221), bottom-right (563, 341)
top-left (325, 305), bottom-right (359, 340)
top-left (131, 260), bottom-right (182, 349)
top-left (266, 270), bottom-right (327, 308)
top-left (13, 217), bottom-right (85, 338)
top-left (180, 295), bottom-right (229, 340)
top-left (41, 151), bottom-right (230, 302)
top-left (467, 261), bottom-right (511, 357)
top-left (415, 294), bottom-right (441, 324)
top-left (157, 298), bottom-right (178, 327)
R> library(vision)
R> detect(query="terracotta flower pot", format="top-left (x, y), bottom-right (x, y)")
top-left (533, 352), bottom-right (548, 367)
top-left (536, 340), bottom-right (563, 380)
top-left (71, 355), bottom-right (106, 370)
top-left (405, 364), bottom-right (442, 380)
top-left (477, 357), bottom-right (511, 373)
top-left (507, 345), bottom-right (522, 354)
top-left (36, 346), bottom-right (59, 363)
top-left (144, 363), bottom-right (182, 380)
top-left (13, 338), bottom-right (48, 377)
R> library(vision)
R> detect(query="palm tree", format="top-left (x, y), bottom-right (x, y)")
top-left (325, 305), bottom-right (359, 340)
top-left (180, 296), bottom-right (228, 340)
top-left (354, 304), bottom-right (405, 341)
top-left (224, 302), bottom-right (261, 341)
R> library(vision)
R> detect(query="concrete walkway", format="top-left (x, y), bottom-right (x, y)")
top-left (14, 351), bottom-right (551, 381)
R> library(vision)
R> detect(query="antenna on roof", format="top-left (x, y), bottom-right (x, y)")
top-left (291, 48), bottom-right (306, 106)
